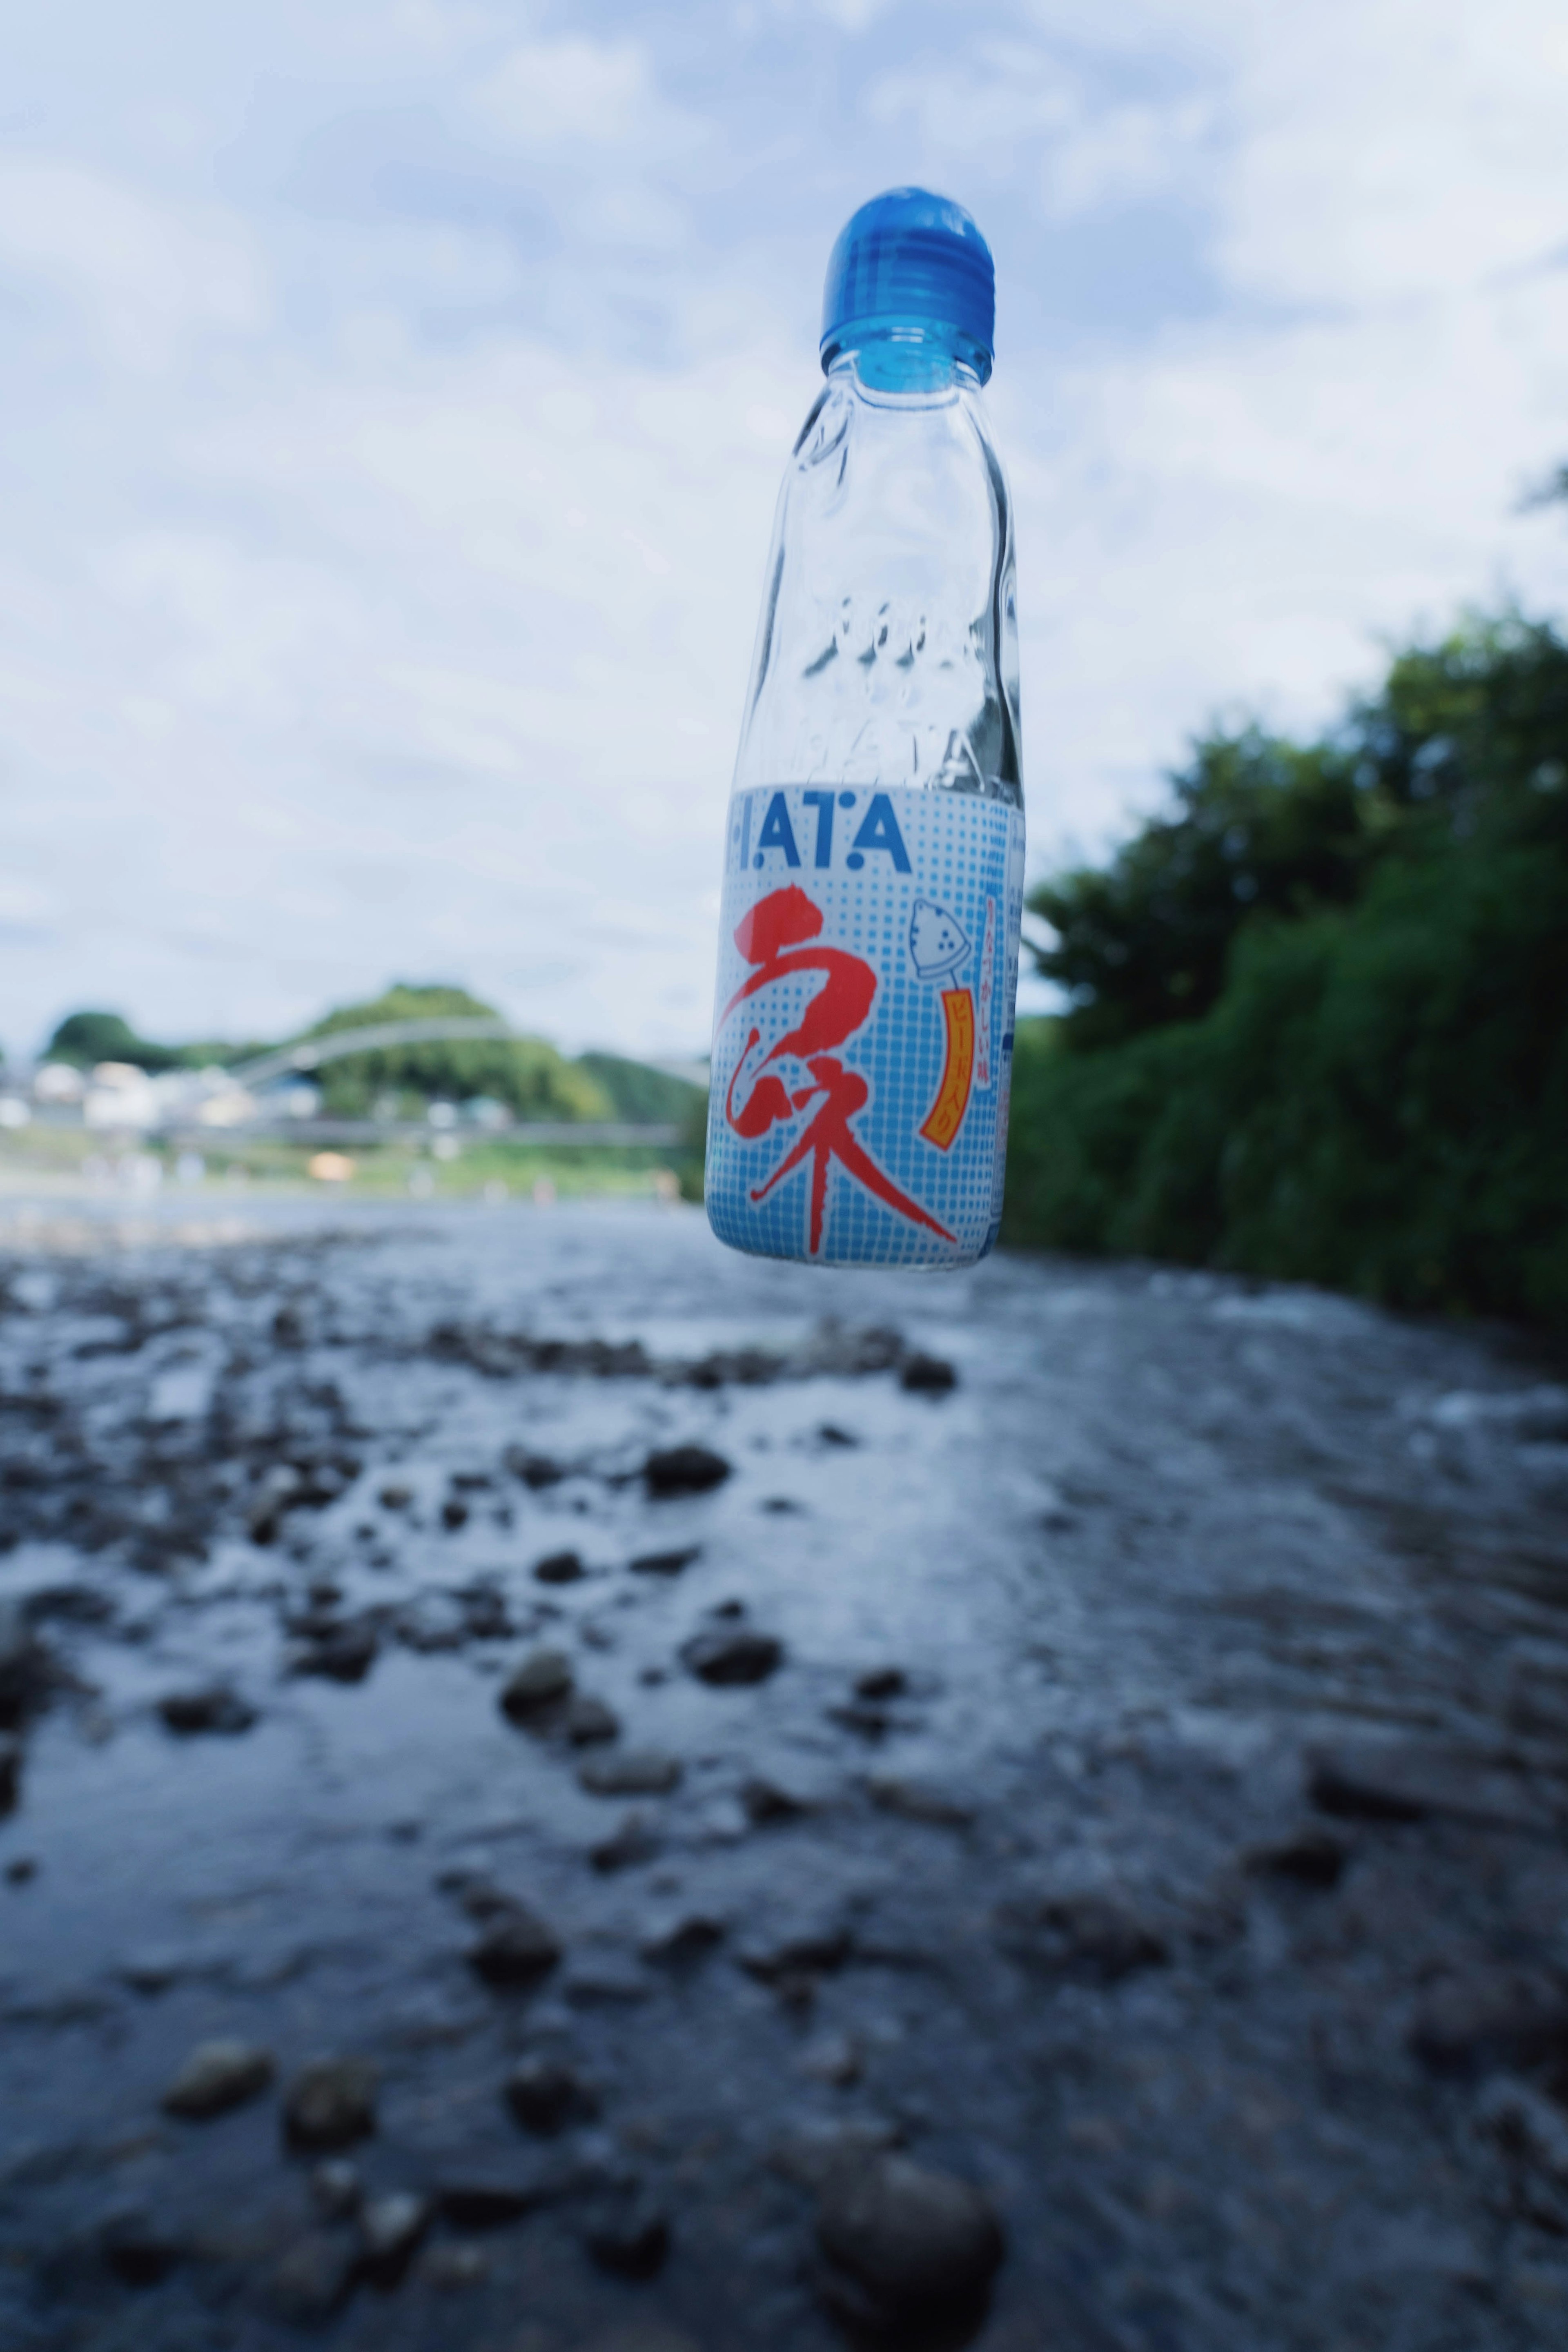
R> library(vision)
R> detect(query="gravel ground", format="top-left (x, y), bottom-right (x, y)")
top-left (2, 1196), bottom-right (1568, 2352)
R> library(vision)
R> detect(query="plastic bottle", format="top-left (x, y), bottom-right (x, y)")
top-left (706, 187), bottom-right (1024, 1269)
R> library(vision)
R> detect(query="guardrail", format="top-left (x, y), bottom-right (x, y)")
top-left (157, 1118), bottom-right (685, 1148)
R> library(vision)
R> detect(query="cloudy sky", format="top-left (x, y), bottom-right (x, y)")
top-left (1, 0), bottom-right (1565, 1061)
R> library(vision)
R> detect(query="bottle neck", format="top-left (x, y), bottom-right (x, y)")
top-left (823, 325), bottom-right (990, 395)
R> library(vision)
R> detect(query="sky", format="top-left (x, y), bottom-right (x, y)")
top-left (0, 0), bottom-right (1565, 1062)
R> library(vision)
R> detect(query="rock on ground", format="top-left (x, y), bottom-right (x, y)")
top-left (99, 2207), bottom-right (185, 2287)
top-left (268, 2228), bottom-right (359, 2323)
top-left (359, 2189), bottom-right (432, 2279)
top-left (156, 1686), bottom-right (257, 1736)
top-left (681, 1627), bottom-right (784, 1686)
top-left (582, 2188), bottom-right (670, 2278)
top-left (566, 1694), bottom-right (620, 1744)
top-left (643, 1445), bottom-right (731, 1496)
top-left (579, 1750), bottom-right (683, 1797)
top-left (629, 1546), bottom-right (701, 1576)
top-left (867, 1773), bottom-right (974, 1829)
top-left (590, 1810), bottom-right (662, 1871)
top-left (501, 1648), bottom-right (574, 1721)
top-left (162, 2038), bottom-right (275, 2120)
top-left (994, 1889), bottom-right (1168, 1982)
top-left (898, 1352), bottom-right (956, 1394)
top-left (505, 2054), bottom-right (597, 2134)
top-left (0, 1603), bottom-right (53, 1729)
top-left (468, 1904), bottom-right (562, 1987)
top-left (816, 2152), bottom-right (1003, 2327)
top-left (283, 2057), bottom-right (379, 2151)
top-left (1410, 1971), bottom-right (1568, 2074)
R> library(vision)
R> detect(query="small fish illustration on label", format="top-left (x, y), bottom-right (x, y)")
top-left (908, 899), bottom-right (971, 981)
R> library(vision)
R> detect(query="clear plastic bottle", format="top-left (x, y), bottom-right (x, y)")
top-left (706, 187), bottom-right (1024, 1268)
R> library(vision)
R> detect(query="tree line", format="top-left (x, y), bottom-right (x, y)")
top-left (1003, 614), bottom-right (1568, 1328)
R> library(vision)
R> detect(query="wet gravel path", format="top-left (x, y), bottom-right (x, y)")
top-left (2, 1199), bottom-right (1568, 2351)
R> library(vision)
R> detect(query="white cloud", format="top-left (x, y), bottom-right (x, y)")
top-left (1199, 1), bottom-right (1568, 306)
top-left (869, 41), bottom-right (1214, 221)
top-left (467, 35), bottom-right (708, 163)
top-left (0, 160), bottom-right (265, 369)
top-left (0, 0), bottom-right (1564, 1060)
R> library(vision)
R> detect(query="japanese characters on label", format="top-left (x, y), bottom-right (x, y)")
top-left (706, 784), bottom-right (1023, 1268)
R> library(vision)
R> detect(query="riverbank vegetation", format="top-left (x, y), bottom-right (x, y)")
top-left (1002, 615), bottom-right (1568, 1327)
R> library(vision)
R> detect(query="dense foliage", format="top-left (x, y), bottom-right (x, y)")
top-left (39, 987), bottom-right (699, 1131)
top-left (1004, 617), bottom-right (1568, 1326)
top-left (46, 1011), bottom-right (184, 1072)
top-left (577, 1051), bottom-right (704, 1126)
top-left (303, 984), bottom-right (609, 1120)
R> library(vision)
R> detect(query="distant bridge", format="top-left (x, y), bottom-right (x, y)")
top-left (229, 1017), bottom-right (519, 1089)
top-left (228, 1019), bottom-right (706, 1096)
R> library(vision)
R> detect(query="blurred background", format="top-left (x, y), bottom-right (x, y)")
top-left (4, 12), bottom-right (1568, 2348)
top-left (1, 4), bottom-right (1563, 1058)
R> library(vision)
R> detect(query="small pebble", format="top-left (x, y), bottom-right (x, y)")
top-left (590, 1811), bottom-right (661, 1872)
top-left (311, 2159), bottom-right (361, 2218)
top-left (360, 2189), bottom-right (432, 2276)
top-left (268, 2230), bottom-right (358, 2323)
top-left (157, 1688), bottom-right (257, 1737)
top-left (629, 1547), bottom-right (700, 1577)
top-left (899, 1353), bottom-right (957, 1394)
top-left (867, 1774), bottom-right (974, 1830)
top-left (1245, 1826), bottom-right (1348, 1888)
top-left (283, 2057), bottom-right (379, 2151)
top-left (163, 2038), bottom-right (276, 2121)
top-left (681, 1627), bottom-right (784, 1687)
top-left (100, 2207), bottom-right (184, 2287)
top-left (468, 1904), bottom-right (562, 1987)
top-left (817, 2152), bottom-right (1003, 2323)
top-left (641, 1913), bottom-right (724, 1968)
top-left (500, 1648), bottom-right (573, 1722)
top-left (534, 1550), bottom-right (585, 1585)
top-left (643, 1445), bottom-right (731, 1497)
top-left (566, 1694), bottom-right (620, 1746)
top-left (505, 2054), bottom-right (596, 2134)
top-left (579, 1750), bottom-right (682, 1797)
top-left (422, 2241), bottom-right (489, 2288)
top-left (742, 1777), bottom-right (811, 1825)
top-left (291, 1623), bottom-right (378, 1684)
top-left (583, 2189), bottom-right (670, 2278)
top-left (800, 2033), bottom-right (862, 2087)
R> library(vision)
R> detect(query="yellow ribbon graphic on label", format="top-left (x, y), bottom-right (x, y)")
top-left (920, 987), bottom-right (976, 1151)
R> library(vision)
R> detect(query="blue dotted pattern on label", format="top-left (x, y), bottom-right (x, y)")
top-left (705, 784), bottom-right (1024, 1268)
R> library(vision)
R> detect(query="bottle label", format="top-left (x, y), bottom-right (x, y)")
top-left (706, 784), bottom-right (1024, 1267)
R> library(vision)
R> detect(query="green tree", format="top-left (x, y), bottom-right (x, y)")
top-left (1029, 731), bottom-right (1369, 1050)
top-left (45, 1011), bottom-right (180, 1072)
top-left (1005, 615), bottom-right (1568, 1326)
top-left (575, 1051), bottom-right (704, 1125)
top-left (1027, 615), bottom-right (1568, 1056)
top-left (303, 984), bottom-right (611, 1120)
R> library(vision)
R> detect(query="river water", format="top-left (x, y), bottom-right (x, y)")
top-left (2, 1198), bottom-right (1567, 2351)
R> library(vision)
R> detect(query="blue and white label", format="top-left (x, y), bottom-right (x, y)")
top-left (706, 784), bottom-right (1024, 1268)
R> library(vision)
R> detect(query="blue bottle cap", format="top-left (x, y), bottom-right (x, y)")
top-left (820, 187), bottom-right (995, 383)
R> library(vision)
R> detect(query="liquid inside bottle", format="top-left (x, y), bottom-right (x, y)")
top-left (706, 188), bottom-right (1024, 1268)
